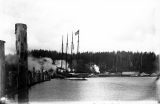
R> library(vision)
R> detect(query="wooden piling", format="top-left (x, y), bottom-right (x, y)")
top-left (0, 40), bottom-right (5, 98)
top-left (15, 23), bottom-right (28, 103)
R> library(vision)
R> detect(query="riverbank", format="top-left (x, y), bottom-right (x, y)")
top-left (89, 73), bottom-right (157, 78)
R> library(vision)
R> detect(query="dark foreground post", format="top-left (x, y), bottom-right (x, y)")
top-left (0, 40), bottom-right (5, 98)
top-left (15, 23), bottom-right (28, 103)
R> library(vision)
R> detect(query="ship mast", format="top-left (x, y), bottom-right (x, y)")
top-left (77, 31), bottom-right (79, 55)
top-left (61, 35), bottom-right (63, 68)
top-left (71, 32), bottom-right (74, 55)
top-left (71, 32), bottom-right (74, 72)
top-left (75, 30), bottom-right (79, 72)
top-left (66, 34), bottom-right (68, 70)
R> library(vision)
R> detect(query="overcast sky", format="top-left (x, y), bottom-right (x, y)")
top-left (0, 0), bottom-right (160, 54)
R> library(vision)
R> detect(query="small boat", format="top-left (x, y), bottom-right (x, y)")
top-left (65, 77), bottom-right (87, 81)
top-left (56, 67), bottom-right (89, 78)
top-left (69, 73), bottom-right (89, 78)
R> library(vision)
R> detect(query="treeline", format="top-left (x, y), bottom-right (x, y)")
top-left (29, 50), bottom-right (158, 74)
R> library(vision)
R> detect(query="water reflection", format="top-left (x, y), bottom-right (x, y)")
top-left (3, 77), bottom-right (158, 103)
top-left (17, 89), bottom-right (29, 103)
top-left (29, 77), bottom-right (156, 102)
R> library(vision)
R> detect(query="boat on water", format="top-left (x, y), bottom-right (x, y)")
top-left (65, 77), bottom-right (87, 80)
top-left (54, 32), bottom-right (89, 79)
top-left (69, 73), bottom-right (89, 78)
top-left (55, 67), bottom-right (89, 79)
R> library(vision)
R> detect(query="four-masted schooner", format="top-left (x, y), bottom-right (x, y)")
top-left (56, 30), bottom-right (89, 79)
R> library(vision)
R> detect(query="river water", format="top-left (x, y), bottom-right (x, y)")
top-left (28, 77), bottom-right (157, 103)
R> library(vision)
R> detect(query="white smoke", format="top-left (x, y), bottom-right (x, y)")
top-left (5, 55), bottom-right (70, 72)
top-left (28, 57), bottom-right (41, 71)
top-left (93, 64), bottom-right (100, 73)
top-left (5, 54), bottom-right (18, 64)
top-left (90, 64), bottom-right (100, 73)
top-left (28, 57), bottom-right (57, 72)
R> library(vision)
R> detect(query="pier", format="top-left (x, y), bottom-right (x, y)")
top-left (0, 24), bottom-right (51, 104)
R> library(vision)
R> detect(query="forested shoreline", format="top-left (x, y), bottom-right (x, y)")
top-left (29, 49), bottom-right (158, 74)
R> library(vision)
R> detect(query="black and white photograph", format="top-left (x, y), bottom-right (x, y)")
top-left (0, 0), bottom-right (160, 104)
